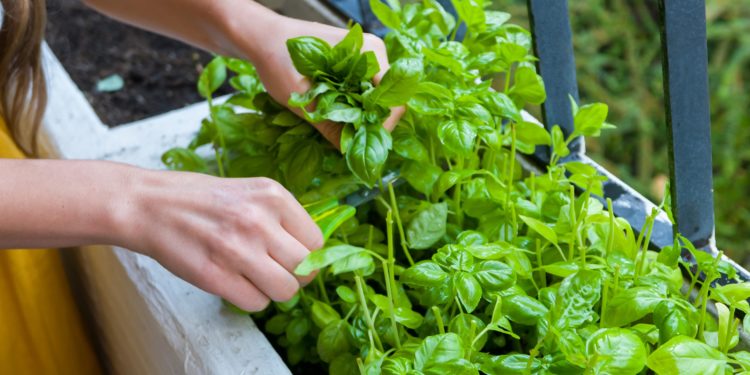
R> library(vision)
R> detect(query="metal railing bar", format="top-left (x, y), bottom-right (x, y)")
top-left (658, 0), bottom-right (715, 248)
top-left (526, 0), bottom-right (583, 160)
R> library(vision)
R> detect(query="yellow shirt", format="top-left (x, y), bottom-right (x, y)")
top-left (0, 119), bottom-right (101, 374)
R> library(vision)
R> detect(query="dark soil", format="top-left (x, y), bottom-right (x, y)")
top-left (45, 0), bottom-right (217, 126)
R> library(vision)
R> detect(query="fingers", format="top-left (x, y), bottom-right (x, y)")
top-left (217, 272), bottom-right (271, 312)
top-left (206, 263), bottom-right (271, 312)
top-left (239, 252), bottom-right (301, 303)
top-left (263, 180), bottom-right (324, 251)
top-left (267, 228), bottom-right (317, 285)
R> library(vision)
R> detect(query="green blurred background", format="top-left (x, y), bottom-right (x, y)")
top-left (498, 0), bottom-right (750, 261)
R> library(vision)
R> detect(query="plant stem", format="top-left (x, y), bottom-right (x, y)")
top-left (634, 209), bottom-right (656, 279)
top-left (382, 260), bottom-right (401, 349)
top-left (536, 239), bottom-right (547, 288)
top-left (388, 183), bottom-right (415, 266)
top-left (506, 122), bottom-right (517, 210)
top-left (355, 275), bottom-right (384, 351)
top-left (454, 157), bottom-right (465, 228)
top-left (384, 210), bottom-right (401, 349)
top-left (317, 275), bottom-right (329, 304)
top-left (606, 198), bottom-right (615, 256)
top-left (432, 306), bottom-right (446, 335)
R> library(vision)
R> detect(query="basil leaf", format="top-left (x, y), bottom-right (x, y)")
top-left (295, 244), bottom-right (367, 276)
top-left (197, 56), bottom-right (226, 99)
top-left (402, 261), bottom-right (448, 287)
top-left (369, 0), bottom-right (400, 29)
top-left (454, 272), bottom-right (482, 313)
top-left (646, 336), bottom-right (728, 375)
top-left (345, 125), bottom-right (392, 187)
top-left (473, 260), bottom-right (515, 292)
top-left (586, 328), bottom-right (647, 374)
top-left (414, 333), bottom-right (464, 370)
top-left (437, 119), bottom-right (477, 156)
top-left (519, 215), bottom-right (558, 246)
top-left (509, 66), bottom-right (546, 105)
top-left (317, 320), bottom-right (352, 362)
top-left (573, 103), bottom-right (609, 137)
top-left (366, 58), bottom-right (424, 107)
top-left (406, 202), bottom-right (448, 249)
top-left (286, 36), bottom-right (331, 77)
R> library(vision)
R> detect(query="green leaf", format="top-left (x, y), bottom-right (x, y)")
top-left (286, 316), bottom-right (310, 344)
top-left (369, 0), bottom-right (400, 29)
top-left (454, 272), bottom-right (482, 313)
top-left (345, 125), bottom-right (392, 187)
top-left (311, 300), bottom-right (342, 329)
top-left (393, 126), bottom-right (430, 162)
top-left (317, 320), bottom-right (352, 362)
top-left (437, 119), bottom-right (477, 156)
top-left (712, 282), bottom-right (750, 306)
top-left (449, 313), bottom-right (487, 349)
top-left (336, 285), bottom-right (357, 304)
top-left (414, 333), bottom-right (464, 370)
top-left (197, 56), bottom-right (226, 99)
top-left (393, 307), bottom-right (424, 329)
top-left (402, 261), bottom-right (448, 287)
top-left (554, 270), bottom-right (602, 329)
top-left (551, 125), bottom-right (570, 158)
top-left (406, 202), bottom-right (448, 249)
top-left (162, 147), bottom-right (208, 173)
top-left (452, 0), bottom-right (485, 32)
top-left (646, 336), bottom-right (728, 375)
top-left (509, 66), bottom-right (546, 105)
top-left (603, 286), bottom-right (666, 327)
top-left (295, 244), bottom-right (367, 276)
top-left (519, 215), bottom-right (558, 246)
top-left (573, 103), bottom-right (609, 137)
top-left (331, 24), bottom-right (364, 71)
top-left (482, 91), bottom-right (521, 123)
top-left (402, 160), bottom-right (442, 196)
top-left (286, 37), bottom-right (331, 77)
top-left (331, 251), bottom-right (375, 275)
top-left (516, 121), bottom-right (551, 147)
top-left (284, 140), bottom-right (323, 192)
top-left (314, 205), bottom-right (357, 242)
top-left (366, 58), bottom-right (424, 107)
top-left (473, 261), bottom-right (515, 292)
top-left (288, 82), bottom-right (332, 109)
top-left (654, 300), bottom-right (697, 344)
top-left (408, 82), bottom-right (454, 116)
top-left (500, 287), bottom-right (548, 325)
top-left (586, 328), bottom-right (647, 375)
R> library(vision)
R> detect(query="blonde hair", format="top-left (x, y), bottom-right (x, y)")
top-left (0, 0), bottom-right (47, 156)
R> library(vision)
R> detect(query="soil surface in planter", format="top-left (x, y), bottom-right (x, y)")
top-left (45, 0), bottom-right (222, 126)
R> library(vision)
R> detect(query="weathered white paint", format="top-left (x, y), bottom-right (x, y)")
top-left (42, 44), bottom-right (290, 374)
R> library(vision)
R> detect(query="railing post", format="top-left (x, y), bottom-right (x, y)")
top-left (526, 0), bottom-right (582, 160)
top-left (658, 0), bottom-right (715, 248)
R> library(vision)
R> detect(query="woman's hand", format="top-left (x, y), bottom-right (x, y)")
top-left (118, 170), bottom-right (324, 312)
top-left (0, 160), bottom-right (321, 311)
top-left (225, 10), bottom-right (405, 146)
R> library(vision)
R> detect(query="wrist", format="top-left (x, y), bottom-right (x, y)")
top-left (103, 165), bottom-right (162, 253)
top-left (214, 0), bottom-right (289, 62)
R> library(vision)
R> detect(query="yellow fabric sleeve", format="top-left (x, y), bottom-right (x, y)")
top-left (0, 119), bottom-right (102, 374)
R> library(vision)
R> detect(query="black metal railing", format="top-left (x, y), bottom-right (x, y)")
top-left (322, 0), bottom-right (747, 280)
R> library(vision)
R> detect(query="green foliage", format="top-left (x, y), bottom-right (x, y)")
top-left (501, 0), bottom-right (750, 257)
top-left (164, 1), bottom-right (750, 374)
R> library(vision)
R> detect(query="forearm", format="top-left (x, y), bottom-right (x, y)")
top-left (0, 159), bottom-right (139, 249)
top-left (81, 0), bottom-right (279, 61)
